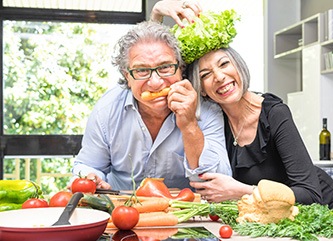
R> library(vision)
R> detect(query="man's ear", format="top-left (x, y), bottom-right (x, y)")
top-left (123, 70), bottom-right (131, 88)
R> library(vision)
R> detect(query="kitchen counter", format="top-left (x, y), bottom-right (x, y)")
top-left (179, 220), bottom-right (332, 240)
top-left (180, 220), bottom-right (287, 240)
top-left (104, 219), bottom-right (332, 241)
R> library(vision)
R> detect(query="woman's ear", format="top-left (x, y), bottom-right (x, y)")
top-left (200, 89), bottom-right (207, 96)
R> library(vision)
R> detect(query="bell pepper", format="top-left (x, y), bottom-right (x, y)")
top-left (0, 180), bottom-right (42, 204)
top-left (0, 203), bottom-right (22, 212)
top-left (135, 178), bottom-right (195, 202)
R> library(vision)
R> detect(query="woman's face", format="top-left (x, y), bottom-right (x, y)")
top-left (198, 49), bottom-right (242, 105)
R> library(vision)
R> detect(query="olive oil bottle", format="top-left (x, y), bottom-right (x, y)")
top-left (319, 118), bottom-right (331, 160)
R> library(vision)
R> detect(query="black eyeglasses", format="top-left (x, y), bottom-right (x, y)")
top-left (128, 63), bottom-right (179, 80)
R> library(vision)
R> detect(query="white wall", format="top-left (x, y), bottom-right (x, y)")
top-left (263, 0), bottom-right (301, 102)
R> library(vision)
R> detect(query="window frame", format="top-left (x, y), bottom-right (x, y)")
top-left (0, 2), bottom-right (146, 179)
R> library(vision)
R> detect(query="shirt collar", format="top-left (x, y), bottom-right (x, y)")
top-left (124, 89), bottom-right (137, 110)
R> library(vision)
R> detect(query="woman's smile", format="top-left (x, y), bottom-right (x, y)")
top-left (216, 81), bottom-right (236, 95)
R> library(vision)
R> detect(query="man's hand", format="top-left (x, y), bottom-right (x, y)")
top-left (168, 79), bottom-right (198, 130)
top-left (86, 173), bottom-right (111, 190)
top-left (150, 0), bottom-right (202, 28)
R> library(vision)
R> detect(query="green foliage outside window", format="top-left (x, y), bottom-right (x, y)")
top-left (3, 21), bottom-right (129, 194)
top-left (4, 21), bottom-right (113, 134)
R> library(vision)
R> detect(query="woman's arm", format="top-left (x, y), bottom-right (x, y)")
top-left (270, 103), bottom-right (322, 204)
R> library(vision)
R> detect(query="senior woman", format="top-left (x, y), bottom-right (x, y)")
top-left (151, 0), bottom-right (333, 208)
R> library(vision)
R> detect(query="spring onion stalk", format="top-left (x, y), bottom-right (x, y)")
top-left (170, 200), bottom-right (239, 226)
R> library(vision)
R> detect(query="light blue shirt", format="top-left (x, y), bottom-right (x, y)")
top-left (73, 84), bottom-right (231, 190)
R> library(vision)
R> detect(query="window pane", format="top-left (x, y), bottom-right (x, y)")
top-left (4, 157), bottom-right (74, 194)
top-left (3, 0), bottom-right (142, 12)
top-left (3, 21), bottom-right (133, 134)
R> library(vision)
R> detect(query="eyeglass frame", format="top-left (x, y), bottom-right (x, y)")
top-left (127, 63), bottom-right (179, 80)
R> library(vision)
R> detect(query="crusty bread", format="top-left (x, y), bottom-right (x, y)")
top-left (258, 179), bottom-right (295, 205)
top-left (237, 179), bottom-right (299, 224)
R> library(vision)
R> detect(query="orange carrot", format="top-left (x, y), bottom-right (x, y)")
top-left (136, 212), bottom-right (178, 227)
top-left (105, 211), bottom-right (178, 229)
top-left (106, 221), bottom-right (116, 229)
top-left (132, 198), bottom-right (169, 213)
top-left (134, 228), bottom-right (178, 239)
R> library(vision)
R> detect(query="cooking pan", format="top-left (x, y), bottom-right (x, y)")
top-left (0, 207), bottom-right (110, 241)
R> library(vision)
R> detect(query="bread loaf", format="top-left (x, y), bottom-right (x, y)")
top-left (237, 179), bottom-right (299, 224)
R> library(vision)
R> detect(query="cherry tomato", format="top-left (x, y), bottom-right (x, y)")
top-left (209, 214), bottom-right (220, 221)
top-left (71, 177), bottom-right (96, 194)
top-left (22, 198), bottom-right (49, 209)
top-left (112, 206), bottom-right (139, 230)
top-left (49, 191), bottom-right (73, 207)
top-left (219, 225), bottom-right (233, 239)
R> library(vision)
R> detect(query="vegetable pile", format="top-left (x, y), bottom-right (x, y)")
top-left (3, 177), bottom-right (333, 241)
top-left (170, 200), bottom-right (333, 241)
top-left (234, 203), bottom-right (333, 241)
top-left (170, 10), bottom-right (240, 64)
top-left (0, 180), bottom-right (43, 211)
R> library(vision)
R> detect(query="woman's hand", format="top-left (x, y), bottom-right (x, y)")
top-left (190, 173), bottom-right (254, 202)
top-left (150, 0), bottom-right (202, 28)
top-left (86, 173), bottom-right (111, 190)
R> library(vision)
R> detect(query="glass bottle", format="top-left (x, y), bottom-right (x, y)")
top-left (319, 118), bottom-right (331, 160)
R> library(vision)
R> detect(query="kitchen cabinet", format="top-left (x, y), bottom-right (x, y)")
top-left (274, 12), bottom-right (333, 162)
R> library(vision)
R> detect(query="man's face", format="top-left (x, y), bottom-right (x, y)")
top-left (125, 40), bottom-right (182, 111)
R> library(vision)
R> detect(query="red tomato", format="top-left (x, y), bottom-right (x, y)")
top-left (71, 177), bottom-right (96, 194)
top-left (49, 191), bottom-right (73, 207)
top-left (209, 214), bottom-right (220, 221)
top-left (112, 206), bottom-right (139, 230)
top-left (174, 188), bottom-right (195, 202)
top-left (219, 225), bottom-right (233, 239)
top-left (22, 198), bottom-right (49, 209)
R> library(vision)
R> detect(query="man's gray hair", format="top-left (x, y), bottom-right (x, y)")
top-left (112, 21), bottom-right (185, 88)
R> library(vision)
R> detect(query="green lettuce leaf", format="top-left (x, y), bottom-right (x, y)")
top-left (171, 10), bottom-right (240, 64)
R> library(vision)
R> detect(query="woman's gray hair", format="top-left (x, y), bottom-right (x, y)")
top-left (112, 21), bottom-right (185, 88)
top-left (188, 47), bottom-right (250, 116)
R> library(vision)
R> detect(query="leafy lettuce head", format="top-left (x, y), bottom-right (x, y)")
top-left (170, 10), bottom-right (240, 64)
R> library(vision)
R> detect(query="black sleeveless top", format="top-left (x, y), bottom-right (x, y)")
top-left (223, 93), bottom-right (333, 208)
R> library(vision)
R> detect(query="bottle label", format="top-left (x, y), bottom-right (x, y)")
top-left (320, 144), bottom-right (331, 160)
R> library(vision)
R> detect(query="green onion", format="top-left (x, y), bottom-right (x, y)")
top-left (170, 200), bottom-right (239, 226)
